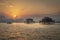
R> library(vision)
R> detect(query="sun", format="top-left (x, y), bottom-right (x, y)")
top-left (13, 15), bottom-right (17, 18)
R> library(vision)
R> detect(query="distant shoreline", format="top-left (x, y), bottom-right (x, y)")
top-left (0, 22), bottom-right (60, 23)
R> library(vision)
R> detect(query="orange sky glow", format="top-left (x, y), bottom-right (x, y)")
top-left (0, 0), bottom-right (60, 19)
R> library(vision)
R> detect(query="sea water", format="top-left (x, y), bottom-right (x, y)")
top-left (0, 23), bottom-right (60, 40)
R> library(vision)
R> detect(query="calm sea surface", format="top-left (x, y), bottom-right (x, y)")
top-left (0, 23), bottom-right (60, 40)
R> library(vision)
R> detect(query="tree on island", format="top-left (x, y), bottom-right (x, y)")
top-left (40, 17), bottom-right (55, 24)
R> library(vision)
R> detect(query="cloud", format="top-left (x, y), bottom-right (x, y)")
top-left (0, 0), bottom-right (6, 3)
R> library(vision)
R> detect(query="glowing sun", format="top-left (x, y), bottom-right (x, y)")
top-left (13, 15), bottom-right (17, 18)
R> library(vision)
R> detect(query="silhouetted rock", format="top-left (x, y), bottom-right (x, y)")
top-left (40, 17), bottom-right (55, 24)
top-left (25, 18), bottom-right (35, 24)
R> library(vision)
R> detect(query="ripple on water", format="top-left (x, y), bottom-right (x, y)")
top-left (0, 23), bottom-right (60, 40)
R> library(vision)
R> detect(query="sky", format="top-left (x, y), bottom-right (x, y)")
top-left (0, 0), bottom-right (60, 21)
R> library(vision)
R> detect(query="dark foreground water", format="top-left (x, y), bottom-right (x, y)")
top-left (0, 23), bottom-right (60, 40)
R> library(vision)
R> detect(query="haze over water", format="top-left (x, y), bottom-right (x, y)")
top-left (0, 23), bottom-right (60, 40)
